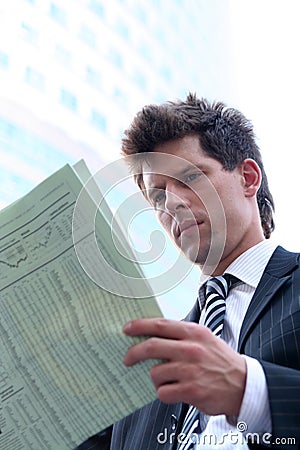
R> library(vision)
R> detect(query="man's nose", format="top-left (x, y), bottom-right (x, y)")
top-left (165, 185), bottom-right (189, 212)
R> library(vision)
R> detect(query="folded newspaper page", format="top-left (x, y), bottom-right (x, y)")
top-left (0, 161), bottom-right (163, 449)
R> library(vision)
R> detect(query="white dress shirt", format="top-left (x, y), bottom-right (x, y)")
top-left (195, 239), bottom-right (278, 449)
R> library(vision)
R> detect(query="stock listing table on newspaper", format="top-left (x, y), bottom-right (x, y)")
top-left (0, 161), bottom-right (163, 449)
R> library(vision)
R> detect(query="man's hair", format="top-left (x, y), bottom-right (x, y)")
top-left (121, 93), bottom-right (275, 238)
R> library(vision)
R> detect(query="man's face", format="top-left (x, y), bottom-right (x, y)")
top-left (142, 134), bottom-right (260, 272)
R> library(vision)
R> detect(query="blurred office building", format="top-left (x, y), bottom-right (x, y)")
top-left (0, 0), bottom-right (234, 207)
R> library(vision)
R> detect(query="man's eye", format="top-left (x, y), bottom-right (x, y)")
top-left (151, 189), bottom-right (165, 207)
top-left (153, 190), bottom-right (165, 206)
top-left (185, 173), bottom-right (201, 183)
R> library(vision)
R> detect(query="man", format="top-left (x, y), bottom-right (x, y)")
top-left (77, 94), bottom-right (300, 449)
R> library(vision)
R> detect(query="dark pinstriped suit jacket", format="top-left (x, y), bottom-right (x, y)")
top-left (76, 246), bottom-right (300, 449)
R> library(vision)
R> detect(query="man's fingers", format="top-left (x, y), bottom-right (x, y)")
top-left (124, 337), bottom-right (182, 366)
top-left (123, 318), bottom-right (214, 367)
top-left (124, 332), bottom-right (212, 367)
top-left (123, 318), bottom-right (184, 339)
top-left (123, 317), bottom-right (209, 340)
top-left (150, 361), bottom-right (183, 388)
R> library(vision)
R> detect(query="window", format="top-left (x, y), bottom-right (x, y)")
top-left (133, 70), bottom-right (146, 90)
top-left (60, 89), bottom-right (78, 111)
top-left (90, 109), bottom-right (106, 131)
top-left (154, 27), bottom-right (166, 44)
top-left (0, 51), bottom-right (9, 69)
top-left (113, 87), bottom-right (126, 107)
top-left (25, 67), bottom-right (45, 91)
top-left (49, 3), bottom-right (67, 27)
top-left (89, 0), bottom-right (104, 18)
top-left (134, 5), bottom-right (146, 23)
top-left (20, 22), bottom-right (39, 45)
top-left (79, 24), bottom-right (96, 48)
top-left (108, 48), bottom-right (122, 68)
top-left (160, 65), bottom-right (171, 83)
top-left (55, 45), bottom-right (72, 67)
top-left (115, 20), bottom-right (129, 40)
top-left (85, 66), bottom-right (101, 89)
top-left (138, 41), bottom-right (151, 62)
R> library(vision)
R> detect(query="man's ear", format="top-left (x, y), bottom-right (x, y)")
top-left (241, 158), bottom-right (262, 198)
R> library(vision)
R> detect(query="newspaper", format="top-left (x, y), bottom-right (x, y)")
top-left (0, 162), bottom-right (163, 449)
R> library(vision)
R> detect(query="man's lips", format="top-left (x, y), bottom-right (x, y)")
top-left (174, 220), bottom-right (204, 239)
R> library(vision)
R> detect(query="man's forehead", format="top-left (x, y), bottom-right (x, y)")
top-left (141, 152), bottom-right (196, 180)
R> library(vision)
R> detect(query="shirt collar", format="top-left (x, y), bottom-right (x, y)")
top-left (224, 239), bottom-right (277, 288)
top-left (199, 239), bottom-right (278, 289)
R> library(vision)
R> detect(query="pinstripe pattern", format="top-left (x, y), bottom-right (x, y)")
top-left (75, 246), bottom-right (300, 449)
top-left (240, 247), bottom-right (300, 443)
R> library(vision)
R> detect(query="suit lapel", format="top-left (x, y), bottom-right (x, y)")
top-left (184, 297), bottom-right (201, 323)
top-left (238, 246), bottom-right (299, 351)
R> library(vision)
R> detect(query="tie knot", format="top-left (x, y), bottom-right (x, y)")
top-left (205, 274), bottom-right (239, 300)
top-left (203, 274), bottom-right (239, 337)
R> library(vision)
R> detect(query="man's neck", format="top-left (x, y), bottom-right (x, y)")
top-left (200, 237), bottom-right (266, 276)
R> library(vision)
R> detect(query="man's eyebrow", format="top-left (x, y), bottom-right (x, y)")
top-left (145, 164), bottom-right (205, 191)
top-left (174, 163), bottom-right (205, 178)
top-left (155, 163), bottom-right (204, 180)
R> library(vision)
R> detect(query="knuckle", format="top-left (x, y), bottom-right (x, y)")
top-left (184, 363), bottom-right (200, 381)
top-left (183, 322), bottom-right (211, 340)
top-left (155, 318), bottom-right (169, 331)
top-left (185, 341), bottom-right (204, 360)
top-left (194, 323), bottom-right (212, 338)
top-left (157, 385), bottom-right (178, 404)
top-left (144, 337), bottom-right (158, 354)
top-left (150, 363), bottom-right (160, 379)
top-left (181, 383), bottom-right (196, 398)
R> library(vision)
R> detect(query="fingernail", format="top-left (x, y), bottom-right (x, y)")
top-left (123, 321), bottom-right (132, 333)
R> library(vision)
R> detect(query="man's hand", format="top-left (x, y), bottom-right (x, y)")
top-left (123, 318), bottom-right (246, 417)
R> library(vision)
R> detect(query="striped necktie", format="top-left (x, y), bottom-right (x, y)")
top-left (177, 274), bottom-right (238, 450)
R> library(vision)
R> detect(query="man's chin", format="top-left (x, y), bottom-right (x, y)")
top-left (180, 245), bottom-right (210, 265)
top-left (180, 242), bottom-right (224, 268)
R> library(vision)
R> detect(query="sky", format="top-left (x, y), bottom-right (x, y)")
top-left (228, 0), bottom-right (300, 252)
